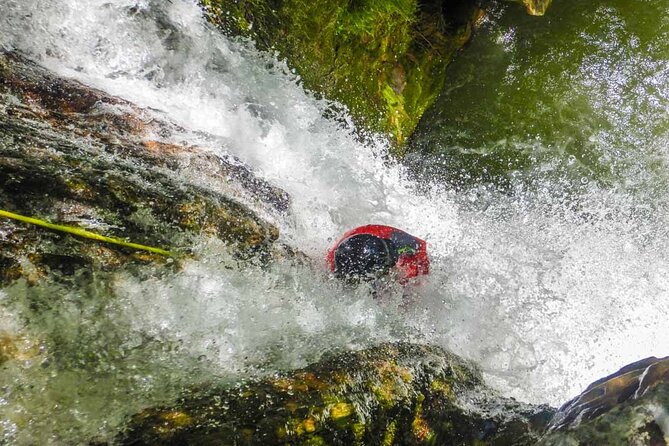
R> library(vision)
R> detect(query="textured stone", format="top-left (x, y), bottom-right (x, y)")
top-left (0, 51), bottom-right (287, 284)
top-left (539, 356), bottom-right (669, 445)
top-left (118, 343), bottom-right (553, 445)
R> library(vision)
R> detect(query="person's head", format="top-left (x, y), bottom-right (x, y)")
top-left (333, 234), bottom-right (396, 282)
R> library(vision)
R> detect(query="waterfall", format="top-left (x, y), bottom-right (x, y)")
top-left (1, 0), bottom-right (668, 442)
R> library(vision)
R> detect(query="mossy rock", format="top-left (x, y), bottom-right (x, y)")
top-left (539, 356), bottom-right (669, 445)
top-left (0, 51), bottom-right (287, 284)
top-left (201, 0), bottom-right (480, 150)
top-left (118, 342), bottom-right (553, 445)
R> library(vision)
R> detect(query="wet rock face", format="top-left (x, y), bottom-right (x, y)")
top-left (198, 0), bottom-right (553, 149)
top-left (119, 343), bottom-right (553, 445)
top-left (200, 0), bottom-right (480, 149)
top-left (539, 356), bottom-right (669, 445)
top-left (0, 51), bottom-right (288, 284)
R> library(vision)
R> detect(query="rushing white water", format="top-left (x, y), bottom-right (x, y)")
top-left (1, 0), bottom-right (669, 442)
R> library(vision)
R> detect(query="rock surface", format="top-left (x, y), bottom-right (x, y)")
top-left (118, 342), bottom-right (554, 445)
top-left (0, 51), bottom-right (288, 284)
top-left (539, 356), bottom-right (669, 445)
top-left (200, 0), bottom-right (481, 149)
top-left (512, 0), bottom-right (552, 16)
top-left (0, 331), bottom-right (40, 366)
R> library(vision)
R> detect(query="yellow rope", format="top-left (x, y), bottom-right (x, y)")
top-left (0, 209), bottom-right (173, 256)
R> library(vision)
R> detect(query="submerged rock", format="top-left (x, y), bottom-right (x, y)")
top-left (0, 51), bottom-right (289, 284)
top-left (201, 0), bottom-right (481, 149)
top-left (0, 331), bottom-right (41, 366)
top-left (539, 356), bottom-right (669, 445)
top-left (118, 343), bottom-right (553, 445)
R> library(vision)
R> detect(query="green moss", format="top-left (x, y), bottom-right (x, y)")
top-left (201, 0), bottom-right (478, 151)
top-left (381, 419), bottom-right (397, 446)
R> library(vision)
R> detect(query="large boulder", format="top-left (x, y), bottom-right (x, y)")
top-left (200, 0), bottom-right (481, 150)
top-left (539, 356), bottom-right (669, 445)
top-left (118, 342), bottom-right (554, 445)
top-left (0, 51), bottom-right (288, 284)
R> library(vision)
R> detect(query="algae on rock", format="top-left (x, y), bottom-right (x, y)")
top-left (119, 342), bottom-right (554, 445)
top-left (201, 0), bottom-right (480, 150)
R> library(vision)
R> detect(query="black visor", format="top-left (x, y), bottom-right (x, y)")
top-left (333, 234), bottom-right (393, 279)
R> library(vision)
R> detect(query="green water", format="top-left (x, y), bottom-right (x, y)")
top-left (410, 0), bottom-right (669, 190)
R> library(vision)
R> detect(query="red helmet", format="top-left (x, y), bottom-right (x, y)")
top-left (327, 225), bottom-right (429, 283)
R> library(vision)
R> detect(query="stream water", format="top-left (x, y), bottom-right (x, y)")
top-left (1, 0), bottom-right (668, 443)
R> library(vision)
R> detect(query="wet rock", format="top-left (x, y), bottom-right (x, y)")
top-left (0, 332), bottom-right (41, 366)
top-left (513, 0), bottom-right (552, 16)
top-left (0, 51), bottom-right (289, 284)
top-left (539, 356), bottom-right (669, 445)
top-left (201, 0), bottom-right (481, 149)
top-left (118, 343), bottom-right (554, 445)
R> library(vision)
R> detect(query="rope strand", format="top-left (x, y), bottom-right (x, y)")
top-left (0, 209), bottom-right (173, 256)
